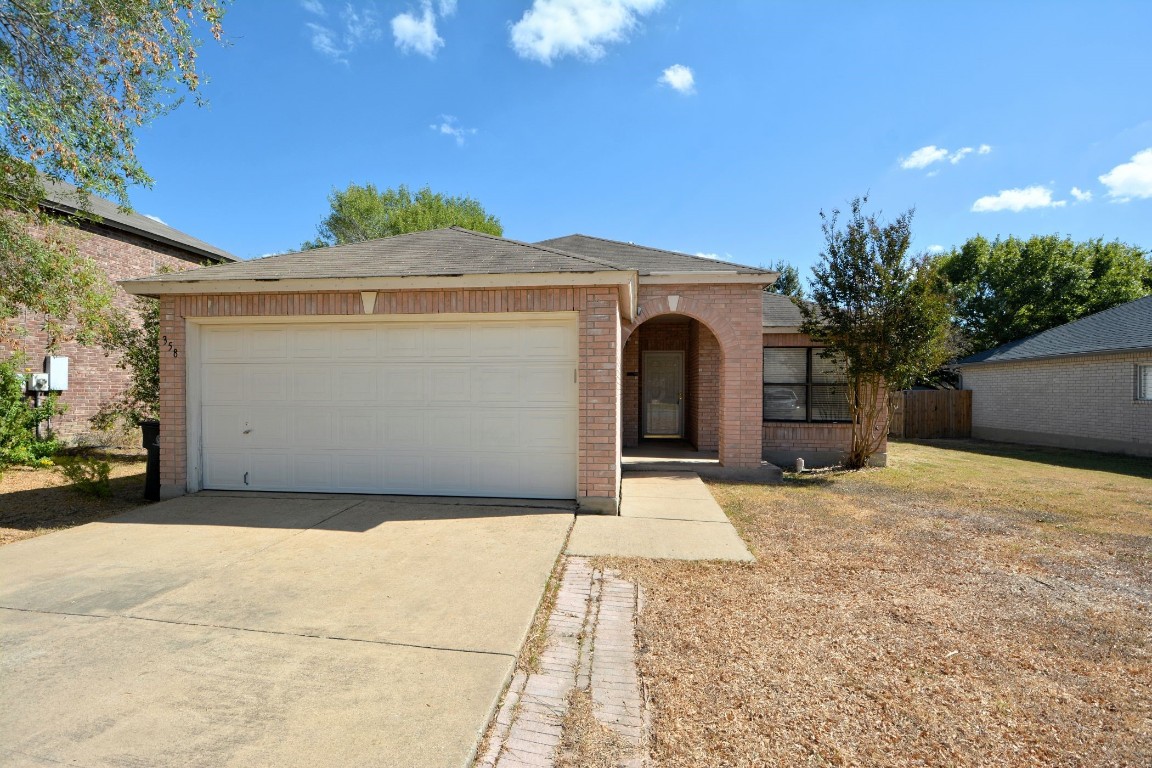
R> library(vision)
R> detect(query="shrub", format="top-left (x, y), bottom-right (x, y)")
top-left (54, 454), bottom-right (112, 498)
top-left (0, 356), bottom-right (63, 469)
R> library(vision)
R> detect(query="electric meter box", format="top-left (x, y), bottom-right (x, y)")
top-left (26, 372), bottom-right (50, 392)
top-left (45, 356), bottom-right (69, 391)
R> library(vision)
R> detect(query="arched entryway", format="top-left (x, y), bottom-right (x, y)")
top-left (621, 313), bottom-right (723, 454)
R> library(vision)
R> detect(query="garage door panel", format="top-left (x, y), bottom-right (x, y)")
top-left (379, 368), bottom-right (424, 403)
top-left (199, 316), bottom-right (578, 499)
top-left (381, 410), bottom-right (425, 449)
top-left (379, 326), bottom-right (424, 358)
top-left (249, 328), bottom-right (287, 359)
top-left (291, 328), bottom-right (333, 358)
top-left (428, 368), bottom-right (471, 403)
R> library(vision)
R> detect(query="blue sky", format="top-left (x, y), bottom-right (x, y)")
top-left (129, 0), bottom-right (1152, 273)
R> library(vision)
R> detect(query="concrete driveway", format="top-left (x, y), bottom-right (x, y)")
top-left (0, 493), bottom-right (573, 768)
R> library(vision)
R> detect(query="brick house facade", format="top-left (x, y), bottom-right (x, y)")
top-left (2, 182), bottom-right (234, 443)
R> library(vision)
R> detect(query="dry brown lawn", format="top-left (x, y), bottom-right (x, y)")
top-left (612, 440), bottom-right (1152, 767)
top-left (0, 450), bottom-right (153, 546)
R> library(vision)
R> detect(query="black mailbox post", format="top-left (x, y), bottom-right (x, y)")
top-left (140, 419), bottom-right (160, 500)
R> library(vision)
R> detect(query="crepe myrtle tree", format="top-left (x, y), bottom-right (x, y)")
top-left (800, 196), bottom-right (952, 469)
top-left (0, 0), bottom-right (226, 348)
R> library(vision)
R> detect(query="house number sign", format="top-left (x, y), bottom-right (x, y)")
top-left (162, 335), bottom-right (179, 358)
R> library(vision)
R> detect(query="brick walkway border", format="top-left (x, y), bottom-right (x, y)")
top-left (476, 557), bottom-right (646, 767)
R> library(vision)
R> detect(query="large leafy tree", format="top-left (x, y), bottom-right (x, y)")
top-left (1, 1), bottom-right (226, 348)
top-left (933, 235), bottom-right (1151, 352)
top-left (303, 183), bottom-right (503, 249)
top-left (801, 197), bottom-right (952, 469)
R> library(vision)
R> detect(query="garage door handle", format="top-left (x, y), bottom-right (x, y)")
top-left (243, 472), bottom-right (249, 486)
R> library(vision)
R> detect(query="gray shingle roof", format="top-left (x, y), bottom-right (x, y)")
top-left (762, 292), bottom-right (804, 328)
top-left (535, 234), bottom-right (772, 275)
top-left (123, 226), bottom-right (624, 285)
top-left (41, 178), bottom-right (235, 263)
top-left (955, 295), bottom-right (1152, 366)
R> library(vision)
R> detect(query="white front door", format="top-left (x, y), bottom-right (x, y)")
top-left (197, 315), bottom-right (578, 499)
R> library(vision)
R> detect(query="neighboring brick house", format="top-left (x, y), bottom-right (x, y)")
top-left (121, 228), bottom-right (873, 511)
top-left (2, 181), bottom-right (234, 443)
top-left (954, 295), bottom-right (1152, 458)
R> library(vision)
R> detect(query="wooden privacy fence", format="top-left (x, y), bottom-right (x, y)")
top-left (888, 390), bottom-right (972, 439)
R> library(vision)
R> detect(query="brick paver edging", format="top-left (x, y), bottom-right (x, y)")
top-left (476, 557), bottom-right (647, 768)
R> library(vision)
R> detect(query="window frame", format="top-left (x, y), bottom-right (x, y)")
top-left (1138, 363), bottom-right (1152, 402)
top-left (762, 346), bottom-right (851, 424)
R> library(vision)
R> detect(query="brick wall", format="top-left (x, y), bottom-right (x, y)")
top-left (623, 284), bottom-right (763, 468)
top-left (158, 286), bottom-right (623, 504)
top-left (691, 322), bottom-right (720, 451)
top-left (760, 331), bottom-right (887, 466)
top-left (962, 352), bottom-right (1152, 457)
top-left (2, 218), bottom-right (217, 443)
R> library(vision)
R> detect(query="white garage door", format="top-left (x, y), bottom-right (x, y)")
top-left (197, 315), bottom-right (578, 499)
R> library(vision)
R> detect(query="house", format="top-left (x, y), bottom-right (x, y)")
top-left (121, 228), bottom-right (859, 511)
top-left (2, 181), bottom-right (235, 442)
top-left (954, 295), bottom-right (1152, 457)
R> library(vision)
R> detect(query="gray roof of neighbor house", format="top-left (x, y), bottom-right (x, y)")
top-left (762, 291), bottom-right (804, 328)
top-left (535, 234), bottom-right (774, 276)
top-left (123, 226), bottom-right (624, 285)
top-left (41, 178), bottom-right (235, 263)
top-left (954, 295), bottom-right (1152, 366)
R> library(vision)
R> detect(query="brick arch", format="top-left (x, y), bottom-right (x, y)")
top-left (626, 290), bottom-right (760, 465)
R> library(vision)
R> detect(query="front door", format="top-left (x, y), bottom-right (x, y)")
top-left (642, 351), bottom-right (684, 438)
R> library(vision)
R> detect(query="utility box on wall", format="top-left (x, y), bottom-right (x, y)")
top-left (25, 372), bottom-right (50, 392)
top-left (45, 356), bottom-right (69, 391)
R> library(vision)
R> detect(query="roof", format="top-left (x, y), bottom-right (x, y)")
top-left (123, 226), bottom-right (624, 285)
top-left (535, 234), bottom-right (773, 276)
top-left (955, 295), bottom-right (1152, 366)
top-left (762, 291), bottom-right (805, 328)
top-left (41, 178), bottom-right (235, 263)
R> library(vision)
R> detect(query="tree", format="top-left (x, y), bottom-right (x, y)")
top-left (92, 295), bottom-right (160, 432)
top-left (303, 183), bottom-right (503, 249)
top-left (1, 1), bottom-right (225, 348)
top-left (800, 197), bottom-right (952, 469)
top-left (764, 259), bottom-right (804, 298)
top-left (933, 235), bottom-right (1151, 352)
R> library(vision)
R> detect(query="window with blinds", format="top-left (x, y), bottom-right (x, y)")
top-left (1139, 365), bottom-right (1152, 401)
top-left (762, 347), bottom-right (850, 422)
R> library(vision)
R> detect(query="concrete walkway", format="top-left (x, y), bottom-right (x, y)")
top-left (566, 472), bottom-right (754, 562)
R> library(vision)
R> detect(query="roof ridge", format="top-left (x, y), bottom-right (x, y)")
top-left (450, 226), bottom-right (628, 271)
top-left (554, 232), bottom-right (769, 273)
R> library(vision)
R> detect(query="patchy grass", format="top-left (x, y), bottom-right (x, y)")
top-left (0, 450), bottom-right (152, 546)
top-left (517, 551), bottom-right (568, 676)
top-left (612, 440), bottom-right (1152, 767)
top-left (555, 687), bottom-right (641, 768)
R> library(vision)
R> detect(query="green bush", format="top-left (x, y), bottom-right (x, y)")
top-left (54, 454), bottom-right (112, 498)
top-left (0, 356), bottom-right (63, 469)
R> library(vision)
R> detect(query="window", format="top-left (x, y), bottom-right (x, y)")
top-left (763, 347), bottom-right (851, 422)
top-left (1139, 364), bottom-right (1152, 401)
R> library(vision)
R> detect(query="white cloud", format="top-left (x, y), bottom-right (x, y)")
top-left (430, 115), bottom-right (476, 146)
top-left (143, 214), bottom-right (167, 225)
top-left (306, 4), bottom-right (383, 62)
top-left (927, 244), bottom-right (946, 254)
top-left (509, 0), bottom-right (665, 64)
top-left (949, 147), bottom-right (973, 164)
top-left (300, 0), bottom-right (325, 15)
top-left (971, 186), bottom-right (1066, 213)
top-left (901, 143), bottom-right (989, 170)
top-left (1098, 148), bottom-right (1152, 202)
top-left (437, 0), bottom-right (457, 16)
top-left (658, 64), bottom-right (695, 94)
top-left (900, 145), bottom-right (949, 170)
top-left (1070, 186), bottom-right (1093, 203)
top-left (392, 1), bottom-right (444, 58)
top-left (695, 252), bottom-right (719, 260)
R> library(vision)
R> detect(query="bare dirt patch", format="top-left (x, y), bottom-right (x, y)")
top-left (0, 450), bottom-right (153, 546)
top-left (610, 440), bottom-right (1152, 767)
